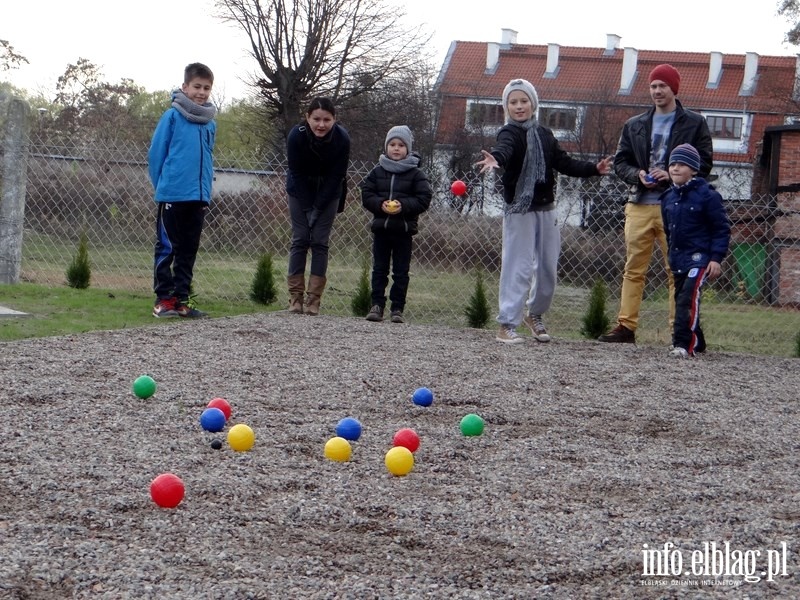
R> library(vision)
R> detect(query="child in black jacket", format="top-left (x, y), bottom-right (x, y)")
top-left (360, 126), bottom-right (432, 323)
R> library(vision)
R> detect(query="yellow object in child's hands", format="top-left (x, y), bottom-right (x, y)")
top-left (385, 199), bottom-right (401, 214)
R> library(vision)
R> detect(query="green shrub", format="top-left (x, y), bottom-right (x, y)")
top-left (581, 278), bottom-right (611, 338)
top-left (66, 233), bottom-right (91, 289)
top-left (351, 258), bottom-right (372, 316)
top-left (464, 269), bottom-right (491, 329)
top-left (250, 253), bottom-right (277, 305)
top-left (794, 330), bottom-right (800, 358)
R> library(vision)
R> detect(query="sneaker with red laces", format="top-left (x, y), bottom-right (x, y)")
top-left (597, 323), bottom-right (635, 343)
top-left (175, 299), bottom-right (207, 319)
top-left (153, 297), bottom-right (178, 318)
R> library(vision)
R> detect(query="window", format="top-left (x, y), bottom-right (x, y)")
top-left (466, 101), bottom-right (504, 128)
top-left (706, 115), bottom-right (742, 139)
top-left (540, 107), bottom-right (577, 131)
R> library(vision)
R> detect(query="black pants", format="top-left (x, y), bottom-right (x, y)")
top-left (673, 267), bottom-right (707, 355)
top-left (153, 201), bottom-right (206, 301)
top-left (371, 231), bottom-right (413, 311)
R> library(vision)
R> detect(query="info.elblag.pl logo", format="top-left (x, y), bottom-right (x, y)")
top-left (641, 541), bottom-right (789, 586)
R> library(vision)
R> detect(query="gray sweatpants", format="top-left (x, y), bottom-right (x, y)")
top-left (496, 209), bottom-right (560, 328)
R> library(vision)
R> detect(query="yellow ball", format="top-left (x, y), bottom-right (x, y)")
top-left (324, 436), bottom-right (352, 462)
top-left (384, 446), bottom-right (414, 476)
top-left (227, 423), bottom-right (255, 452)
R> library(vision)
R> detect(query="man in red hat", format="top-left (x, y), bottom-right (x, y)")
top-left (598, 63), bottom-right (713, 345)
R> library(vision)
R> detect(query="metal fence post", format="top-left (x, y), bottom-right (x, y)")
top-left (0, 92), bottom-right (30, 284)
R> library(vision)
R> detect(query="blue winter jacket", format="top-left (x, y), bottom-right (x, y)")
top-left (661, 177), bottom-right (731, 275)
top-left (148, 108), bottom-right (216, 203)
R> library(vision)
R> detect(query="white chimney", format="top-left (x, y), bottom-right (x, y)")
top-left (486, 42), bottom-right (500, 72)
top-left (740, 52), bottom-right (759, 96)
top-left (545, 43), bottom-right (560, 78)
top-left (619, 47), bottom-right (638, 94)
top-left (501, 28), bottom-right (518, 46)
top-left (605, 34), bottom-right (621, 55)
top-left (708, 52), bottom-right (723, 89)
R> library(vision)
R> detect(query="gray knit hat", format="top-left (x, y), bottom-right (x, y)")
top-left (501, 78), bottom-right (539, 123)
top-left (385, 125), bottom-right (413, 153)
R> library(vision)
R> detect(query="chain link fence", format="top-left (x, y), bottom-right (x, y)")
top-left (18, 132), bottom-right (800, 356)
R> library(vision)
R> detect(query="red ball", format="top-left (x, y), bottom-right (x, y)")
top-left (150, 473), bottom-right (185, 508)
top-left (393, 427), bottom-right (420, 453)
top-left (450, 180), bottom-right (467, 196)
top-left (207, 397), bottom-right (232, 420)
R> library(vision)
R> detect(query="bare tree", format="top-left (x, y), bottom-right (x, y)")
top-left (778, 0), bottom-right (800, 45)
top-left (0, 39), bottom-right (28, 72)
top-left (215, 0), bottom-right (431, 138)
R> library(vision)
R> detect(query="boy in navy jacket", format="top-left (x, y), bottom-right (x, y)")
top-left (148, 62), bottom-right (216, 318)
top-left (661, 144), bottom-right (730, 357)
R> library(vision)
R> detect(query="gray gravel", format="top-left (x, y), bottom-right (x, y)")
top-left (1, 312), bottom-right (799, 599)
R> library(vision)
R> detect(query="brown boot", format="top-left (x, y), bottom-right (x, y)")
top-left (305, 274), bottom-right (327, 316)
top-left (287, 274), bottom-right (305, 314)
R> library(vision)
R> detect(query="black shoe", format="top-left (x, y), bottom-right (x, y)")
top-left (597, 324), bottom-right (635, 343)
top-left (390, 310), bottom-right (404, 323)
top-left (175, 299), bottom-right (207, 318)
top-left (366, 305), bottom-right (384, 322)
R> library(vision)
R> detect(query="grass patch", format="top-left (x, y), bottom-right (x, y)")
top-left (0, 283), bottom-right (277, 342)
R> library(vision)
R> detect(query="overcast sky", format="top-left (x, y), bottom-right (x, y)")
top-left (3, 0), bottom-right (797, 102)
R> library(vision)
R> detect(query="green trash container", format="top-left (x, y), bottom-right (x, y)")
top-left (732, 243), bottom-right (766, 298)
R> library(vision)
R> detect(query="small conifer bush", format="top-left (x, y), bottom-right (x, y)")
top-left (250, 253), bottom-right (277, 305)
top-left (464, 269), bottom-right (491, 329)
top-left (581, 278), bottom-right (611, 339)
top-left (352, 258), bottom-right (372, 317)
top-left (66, 232), bottom-right (91, 289)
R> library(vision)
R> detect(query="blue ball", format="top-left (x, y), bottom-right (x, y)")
top-left (412, 387), bottom-right (434, 407)
top-left (200, 407), bottom-right (226, 432)
top-left (335, 417), bottom-right (362, 441)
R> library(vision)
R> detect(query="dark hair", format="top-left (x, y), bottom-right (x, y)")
top-left (306, 97), bottom-right (336, 117)
top-left (184, 63), bottom-right (214, 84)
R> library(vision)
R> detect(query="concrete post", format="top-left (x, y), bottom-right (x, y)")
top-left (0, 91), bottom-right (30, 284)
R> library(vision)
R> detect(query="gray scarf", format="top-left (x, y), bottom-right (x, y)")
top-left (378, 153), bottom-right (419, 174)
top-left (171, 90), bottom-right (217, 124)
top-left (506, 119), bottom-right (546, 215)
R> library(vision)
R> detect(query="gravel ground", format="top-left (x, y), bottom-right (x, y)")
top-left (1, 312), bottom-right (799, 599)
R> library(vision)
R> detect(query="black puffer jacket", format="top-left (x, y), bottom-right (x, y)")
top-left (490, 124), bottom-right (600, 210)
top-left (360, 158), bottom-right (432, 235)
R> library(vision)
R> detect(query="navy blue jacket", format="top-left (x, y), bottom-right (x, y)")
top-left (286, 122), bottom-right (350, 208)
top-left (360, 157), bottom-right (432, 235)
top-left (661, 178), bottom-right (731, 274)
top-left (490, 124), bottom-right (600, 210)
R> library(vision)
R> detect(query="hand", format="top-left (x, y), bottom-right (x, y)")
top-left (596, 156), bottom-right (613, 175)
top-left (707, 261), bottom-right (722, 280)
top-left (475, 150), bottom-right (498, 175)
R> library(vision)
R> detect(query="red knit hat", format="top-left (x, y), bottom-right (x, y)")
top-left (649, 64), bottom-right (680, 94)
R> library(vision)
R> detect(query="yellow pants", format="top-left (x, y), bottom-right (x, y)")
top-left (618, 203), bottom-right (675, 332)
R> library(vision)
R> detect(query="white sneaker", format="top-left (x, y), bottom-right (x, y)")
top-left (669, 347), bottom-right (689, 358)
top-left (523, 314), bottom-right (551, 342)
top-left (496, 326), bottom-right (525, 344)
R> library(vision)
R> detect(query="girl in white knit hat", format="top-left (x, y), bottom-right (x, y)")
top-left (476, 78), bottom-right (613, 344)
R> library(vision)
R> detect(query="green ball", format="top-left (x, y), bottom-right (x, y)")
top-left (460, 413), bottom-right (485, 437)
top-left (132, 375), bottom-right (157, 399)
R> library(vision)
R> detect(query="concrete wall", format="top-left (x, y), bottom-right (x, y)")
top-left (0, 92), bottom-right (30, 284)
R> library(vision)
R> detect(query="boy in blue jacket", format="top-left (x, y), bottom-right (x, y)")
top-left (360, 125), bottom-right (432, 323)
top-left (148, 62), bottom-right (216, 318)
top-left (661, 144), bottom-right (730, 357)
